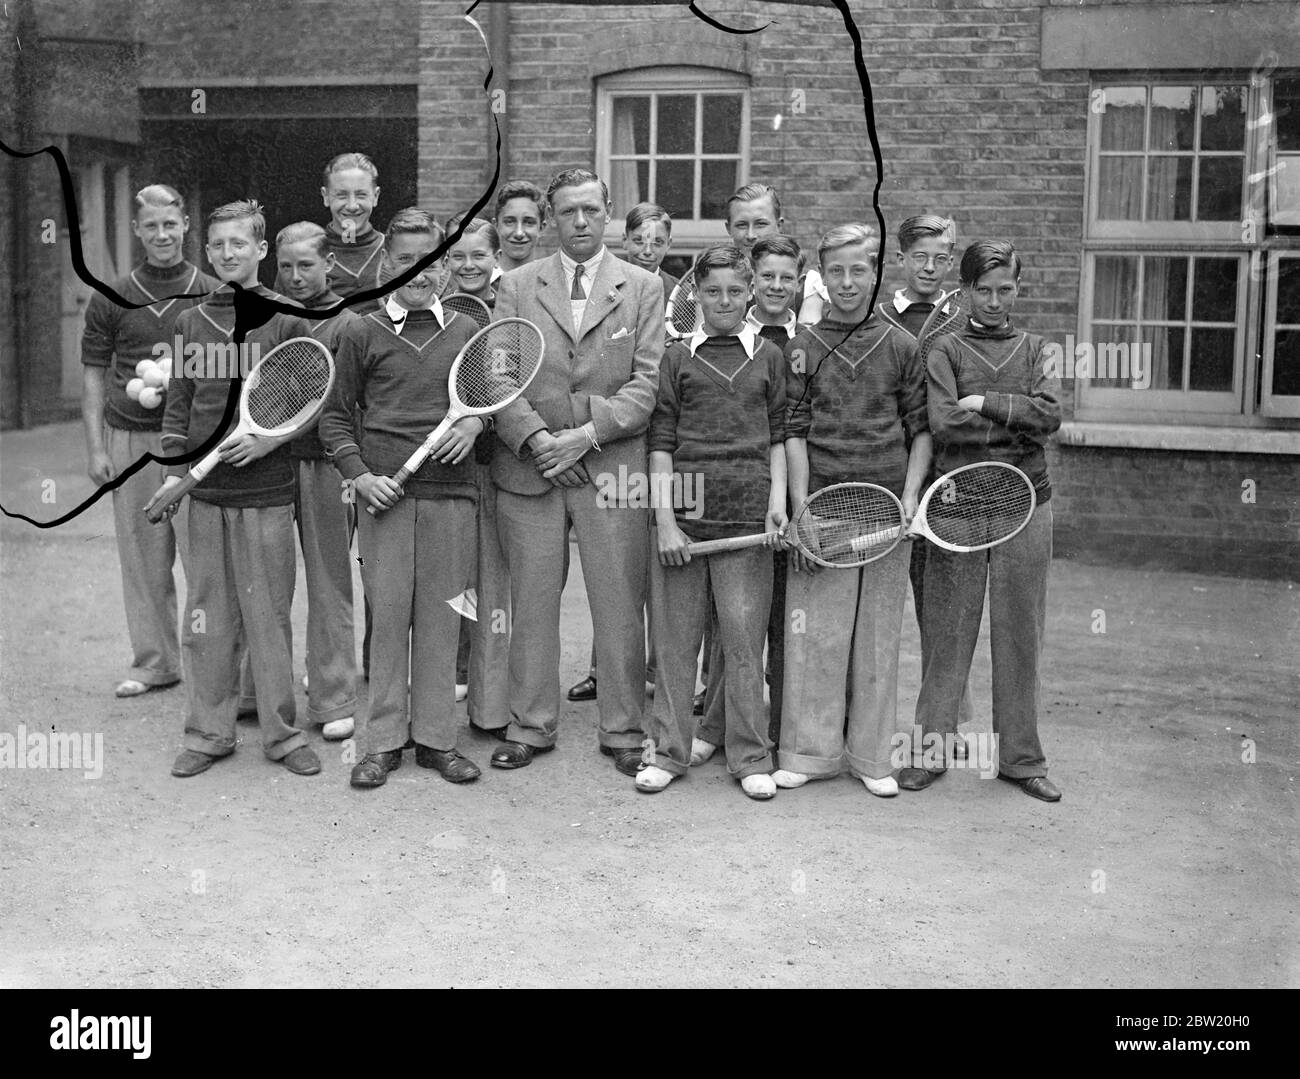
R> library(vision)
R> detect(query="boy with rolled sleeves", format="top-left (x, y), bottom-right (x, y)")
top-left (319, 209), bottom-right (484, 791)
top-left (639, 244), bottom-right (787, 800)
top-left (152, 200), bottom-right (319, 778)
top-left (774, 223), bottom-right (932, 799)
top-left (275, 221), bottom-right (360, 742)
top-left (81, 183), bottom-right (218, 699)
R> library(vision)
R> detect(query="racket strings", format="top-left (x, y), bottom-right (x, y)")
top-left (795, 485), bottom-right (905, 566)
top-left (246, 342), bottom-right (332, 431)
top-left (923, 467), bottom-right (1035, 548)
top-left (443, 293), bottom-right (491, 329)
top-left (455, 324), bottom-right (543, 410)
top-left (667, 271), bottom-right (699, 337)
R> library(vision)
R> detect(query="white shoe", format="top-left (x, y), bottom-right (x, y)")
top-left (635, 765), bottom-right (676, 792)
top-left (741, 773), bottom-right (776, 800)
top-left (772, 769), bottom-right (809, 789)
top-left (322, 717), bottom-right (354, 741)
top-left (689, 737), bottom-right (718, 766)
top-left (455, 683), bottom-right (468, 702)
top-left (301, 674), bottom-right (309, 691)
top-left (645, 681), bottom-right (656, 696)
top-left (114, 679), bottom-right (149, 698)
top-left (860, 774), bottom-right (899, 798)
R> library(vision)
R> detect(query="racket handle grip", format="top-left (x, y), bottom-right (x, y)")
top-left (687, 532), bottom-right (778, 556)
top-left (144, 473), bottom-right (200, 523)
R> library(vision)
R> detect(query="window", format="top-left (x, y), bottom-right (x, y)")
top-left (596, 67), bottom-right (750, 252)
top-left (1080, 74), bottom-right (1300, 424)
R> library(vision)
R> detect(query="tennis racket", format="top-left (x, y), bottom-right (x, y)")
top-left (915, 288), bottom-right (963, 364)
top-left (685, 463), bottom-right (1036, 566)
top-left (365, 317), bottom-right (544, 516)
top-left (144, 337), bottom-right (335, 523)
top-left (442, 292), bottom-right (492, 329)
top-left (664, 268), bottom-right (700, 340)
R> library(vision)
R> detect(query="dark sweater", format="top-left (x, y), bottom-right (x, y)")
top-left (785, 316), bottom-right (928, 496)
top-left (648, 331), bottom-right (785, 542)
top-left (80, 260), bottom-right (219, 431)
top-left (926, 317), bottom-right (1061, 501)
top-left (161, 285), bottom-right (311, 507)
top-left (877, 290), bottom-right (962, 342)
top-left (319, 305), bottom-right (480, 502)
top-left (325, 223), bottom-right (385, 299)
top-left (291, 288), bottom-right (360, 460)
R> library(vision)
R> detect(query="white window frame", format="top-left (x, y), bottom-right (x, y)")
top-left (1078, 72), bottom-right (1300, 426)
top-left (596, 66), bottom-right (750, 254)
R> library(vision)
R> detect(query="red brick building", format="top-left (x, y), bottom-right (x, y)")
top-left (3, 0), bottom-right (1298, 577)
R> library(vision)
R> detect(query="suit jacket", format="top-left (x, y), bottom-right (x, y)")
top-left (491, 248), bottom-right (665, 496)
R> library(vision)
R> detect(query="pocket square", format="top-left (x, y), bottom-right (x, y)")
top-left (610, 327), bottom-right (631, 340)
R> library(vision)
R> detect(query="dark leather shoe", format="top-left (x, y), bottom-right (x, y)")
top-left (600, 745), bottom-right (644, 777)
top-left (281, 746), bottom-right (321, 775)
top-left (171, 749), bottom-right (218, 777)
top-left (692, 690), bottom-right (706, 716)
top-left (415, 745), bottom-right (481, 783)
top-left (350, 750), bottom-right (402, 789)
top-left (1002, 774), bottom-right (1061, 802)
top-left (490, 740), bottom-right (554, 769)
top-left (898, 766), bottom-right (945, 791)
top-left (567, 675), bottom-right (597, 702)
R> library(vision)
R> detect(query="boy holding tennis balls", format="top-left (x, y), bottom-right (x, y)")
top-left (152, 200), bottom-right (318, 779)
top-left (318, 209), bottom-right (484, 791)
top-left (774, 223), bottom-right (931, 799)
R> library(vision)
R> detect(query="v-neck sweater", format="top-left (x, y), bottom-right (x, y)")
top-left (319, 306), bottom-right (480, 502)
top-left (648, 334), bottom-right (786, 541)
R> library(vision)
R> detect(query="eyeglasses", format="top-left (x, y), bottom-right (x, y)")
top-left (906, 253), bottom-right (953, 269)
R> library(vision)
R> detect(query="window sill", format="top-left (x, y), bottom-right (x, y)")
top-left (1057, 422), bottom-right (1300, 455)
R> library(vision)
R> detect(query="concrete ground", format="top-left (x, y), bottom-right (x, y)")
top-left (1, 421), bottom-right (1296, 988)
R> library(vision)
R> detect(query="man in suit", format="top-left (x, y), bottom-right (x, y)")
top-left (489, 168), bottom-right (664, 777)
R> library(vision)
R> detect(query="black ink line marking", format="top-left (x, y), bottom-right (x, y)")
top-left (688, 2), bottom-right (770, 35)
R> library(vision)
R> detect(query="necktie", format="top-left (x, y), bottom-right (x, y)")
top-left (571, 263), bottom-right (586, 300)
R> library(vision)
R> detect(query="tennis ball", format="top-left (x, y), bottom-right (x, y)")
top-left (135, 359), bottom-right (154, 378)
top-left (141, 365), bottom-right (166, 389)
top-left (158, 356), bottom-right (173, 377)
top-left (125, 377), bottom-right (144, 401)
top-left (138, 386), bottom-right (162, 409)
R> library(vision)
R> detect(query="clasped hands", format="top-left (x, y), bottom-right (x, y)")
top-left (525, 428), bottom-right (592, 488)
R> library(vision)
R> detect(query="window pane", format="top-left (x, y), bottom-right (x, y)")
top-left (1142, 256), bottom-right (1187, 321)
top-left (1150, 326), bottom-right (1185, 390)
top-left (1277, 79), bottom-right (1300, 153)
top-left (1197, 156), bottom-right (1243, 220)
top-left (700, 159), bottom-right (738, 218)
top-left (1277, 258), bottom-right (1300, 324)
top-left (1192, 258), bottom-right (1238, 322)
top-left (611, 96), bottom-right (650, 156)
top-left (657, 95), bottom-right (696, 155)
top-left (1089, 324), bottom-right (1140, 389)
top-left (1099, 86), bottom-right (1146, 151)
top-left (608, 159), bottom-right (648, 213)
top-left (1188, 328), bottom-right (1235, 391)
top-left (702, 95), bottom-right (743, 154)
top-left (1097, 157), bottom-right (1143, 218)
top-left (1199, 85), bottom-right (1246, 151)
top-left (1094, 255), bottom-right (1139, 320)
top-left (1272, 330), bottom-right (1300, 395)
top-left (656, 159), bottom-right (694, 219)
top-left (1149, 86), bottom-right (1195, 151)
top-left (1142, 325), bottom-right (1184, 391)
top-left (1147, 157), bottom-right (1192, 220)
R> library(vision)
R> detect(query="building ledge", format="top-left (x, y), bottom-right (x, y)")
top-left (1057, 422), bottom-right (1300, 455)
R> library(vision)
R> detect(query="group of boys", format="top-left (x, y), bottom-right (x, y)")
top-left (84, 159), bottom-right (1061, 804)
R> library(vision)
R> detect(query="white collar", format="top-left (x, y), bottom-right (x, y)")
top-left (559, 246), bottom-right (606, 279)
top-left (385, 294), bottom-right (446, 330)
top-left (744, 306), bottom-right (797, 339)
top-left (894, 288), bottom-right (956, 314)
top-left (685, 322), bottom-right (759, 359)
